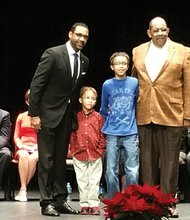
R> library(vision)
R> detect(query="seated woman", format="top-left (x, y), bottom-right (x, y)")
top-left (14, 89), bottom-right (38, 202)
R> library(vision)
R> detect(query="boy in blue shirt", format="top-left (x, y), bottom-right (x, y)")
top-left (100, 52), bottom-right (139, 198)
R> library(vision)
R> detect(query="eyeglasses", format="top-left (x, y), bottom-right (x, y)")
top-left (113, 61), bottom-right (129, 66)
top-left (73, 32), bottom-right (89, 40)
top-left (82, 96), bottom-right (96, 101)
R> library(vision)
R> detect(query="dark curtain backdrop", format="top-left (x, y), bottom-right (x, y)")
top-left (1, 0), bottom-right (190, 125)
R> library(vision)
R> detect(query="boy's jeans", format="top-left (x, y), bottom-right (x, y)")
top-left (105, 134), bottom-right (139, 198)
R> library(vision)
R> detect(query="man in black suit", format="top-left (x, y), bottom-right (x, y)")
top-left (0, 109), bottom-right (12, 189)
top-left (28, 22), bottom-right (89, 216)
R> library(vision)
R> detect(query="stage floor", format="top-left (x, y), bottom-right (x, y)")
top-left (0, 190), bottom-right (189, 220)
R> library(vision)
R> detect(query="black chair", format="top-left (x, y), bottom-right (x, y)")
top-left (4, 153), bottom-right (75, 201)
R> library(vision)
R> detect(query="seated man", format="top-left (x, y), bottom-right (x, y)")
top-left (0, 109), bottom-right (12, 189)
top-left (184, 128), bottom-right (190, 175)
top-left (179, 127), bottom-right (190, 202)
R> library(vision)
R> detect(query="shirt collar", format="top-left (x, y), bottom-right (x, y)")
top-left (81, 108), bottom-right (95, 115)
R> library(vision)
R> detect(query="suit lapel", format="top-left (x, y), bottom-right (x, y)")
top-left (140, 43), bottom-right (151, 80)
top-left (77, 53), bottom-right (85, 80)
top-left (159, 43), bottom-right (175, 74)
top-left (62, 45), bottom-right (72, 78)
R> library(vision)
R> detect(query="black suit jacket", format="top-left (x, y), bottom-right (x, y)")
top-left (0, 109), bottom-right (12, 150)
top-left (28, 44), bottom-right (89, 128)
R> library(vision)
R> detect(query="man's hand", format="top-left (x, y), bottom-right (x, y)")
top-left (183, 119), bottom-right (190, 127)
top-left (31, 116), bottom-right (41, 133)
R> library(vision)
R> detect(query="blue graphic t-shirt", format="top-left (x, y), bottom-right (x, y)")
top-left (100, 76), bottom-right (138, 136)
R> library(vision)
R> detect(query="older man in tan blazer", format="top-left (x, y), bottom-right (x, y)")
top-left (132, 17), bottom-right (190, 217)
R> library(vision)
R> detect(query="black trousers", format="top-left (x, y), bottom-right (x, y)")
top-left (38, 105), bottom-right (73, 207)
top-left (0, 147), bottom-right (12, 187)
top-left (138, 123), bottom-right (182, 194)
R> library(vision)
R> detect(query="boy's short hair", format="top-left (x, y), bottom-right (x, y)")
top-left (110, 52), bottom-right (130, 65)
top-left (80, 86), bottom-right (98, 98)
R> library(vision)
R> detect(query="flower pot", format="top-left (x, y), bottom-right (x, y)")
top-left (111, 217), bottom-right (139, 220)
top-left (110, 213), bottom-right (153, 220)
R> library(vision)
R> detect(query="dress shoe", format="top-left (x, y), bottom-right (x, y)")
top-left (80, 207), bottom-right (89, 215)
top-left (55, 201), bottom-right (80, 214)
top-left (90, 206), bottom-right (100, 215)
top-left (41, 204), bottom-right (60, 216)
top-left (168, 206), bottom-right (179, 218)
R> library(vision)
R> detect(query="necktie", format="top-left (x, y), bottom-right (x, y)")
top-left (73, 53), bottom-right (78, 85)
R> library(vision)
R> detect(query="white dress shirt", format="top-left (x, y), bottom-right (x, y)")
top-left (66, 41), bottom-right (80, 78)
top-left (145, 40), bottom-right (169, 82)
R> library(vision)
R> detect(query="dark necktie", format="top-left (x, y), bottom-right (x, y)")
top-left (73, 53), bottom-right (78, 85)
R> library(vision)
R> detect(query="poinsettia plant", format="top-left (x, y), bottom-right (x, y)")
top-left (102, 184), bottom-right (177, 220)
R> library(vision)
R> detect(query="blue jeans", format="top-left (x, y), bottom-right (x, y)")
top-left (105, 134), bottom-right (139, 198)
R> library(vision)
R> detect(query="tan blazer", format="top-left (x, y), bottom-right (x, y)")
top-left (132, 40), bottom-right (190, 126)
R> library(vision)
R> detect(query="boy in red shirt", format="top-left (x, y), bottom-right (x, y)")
top-left (70, 86), bottom-right (106, 215)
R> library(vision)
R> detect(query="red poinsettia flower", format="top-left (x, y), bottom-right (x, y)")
top-left (103, 192), bottom-right (125, 208)
top-left (102, 184), bottom-right (177, 220)
top-left (153, 188), bottom-right (176, 205)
